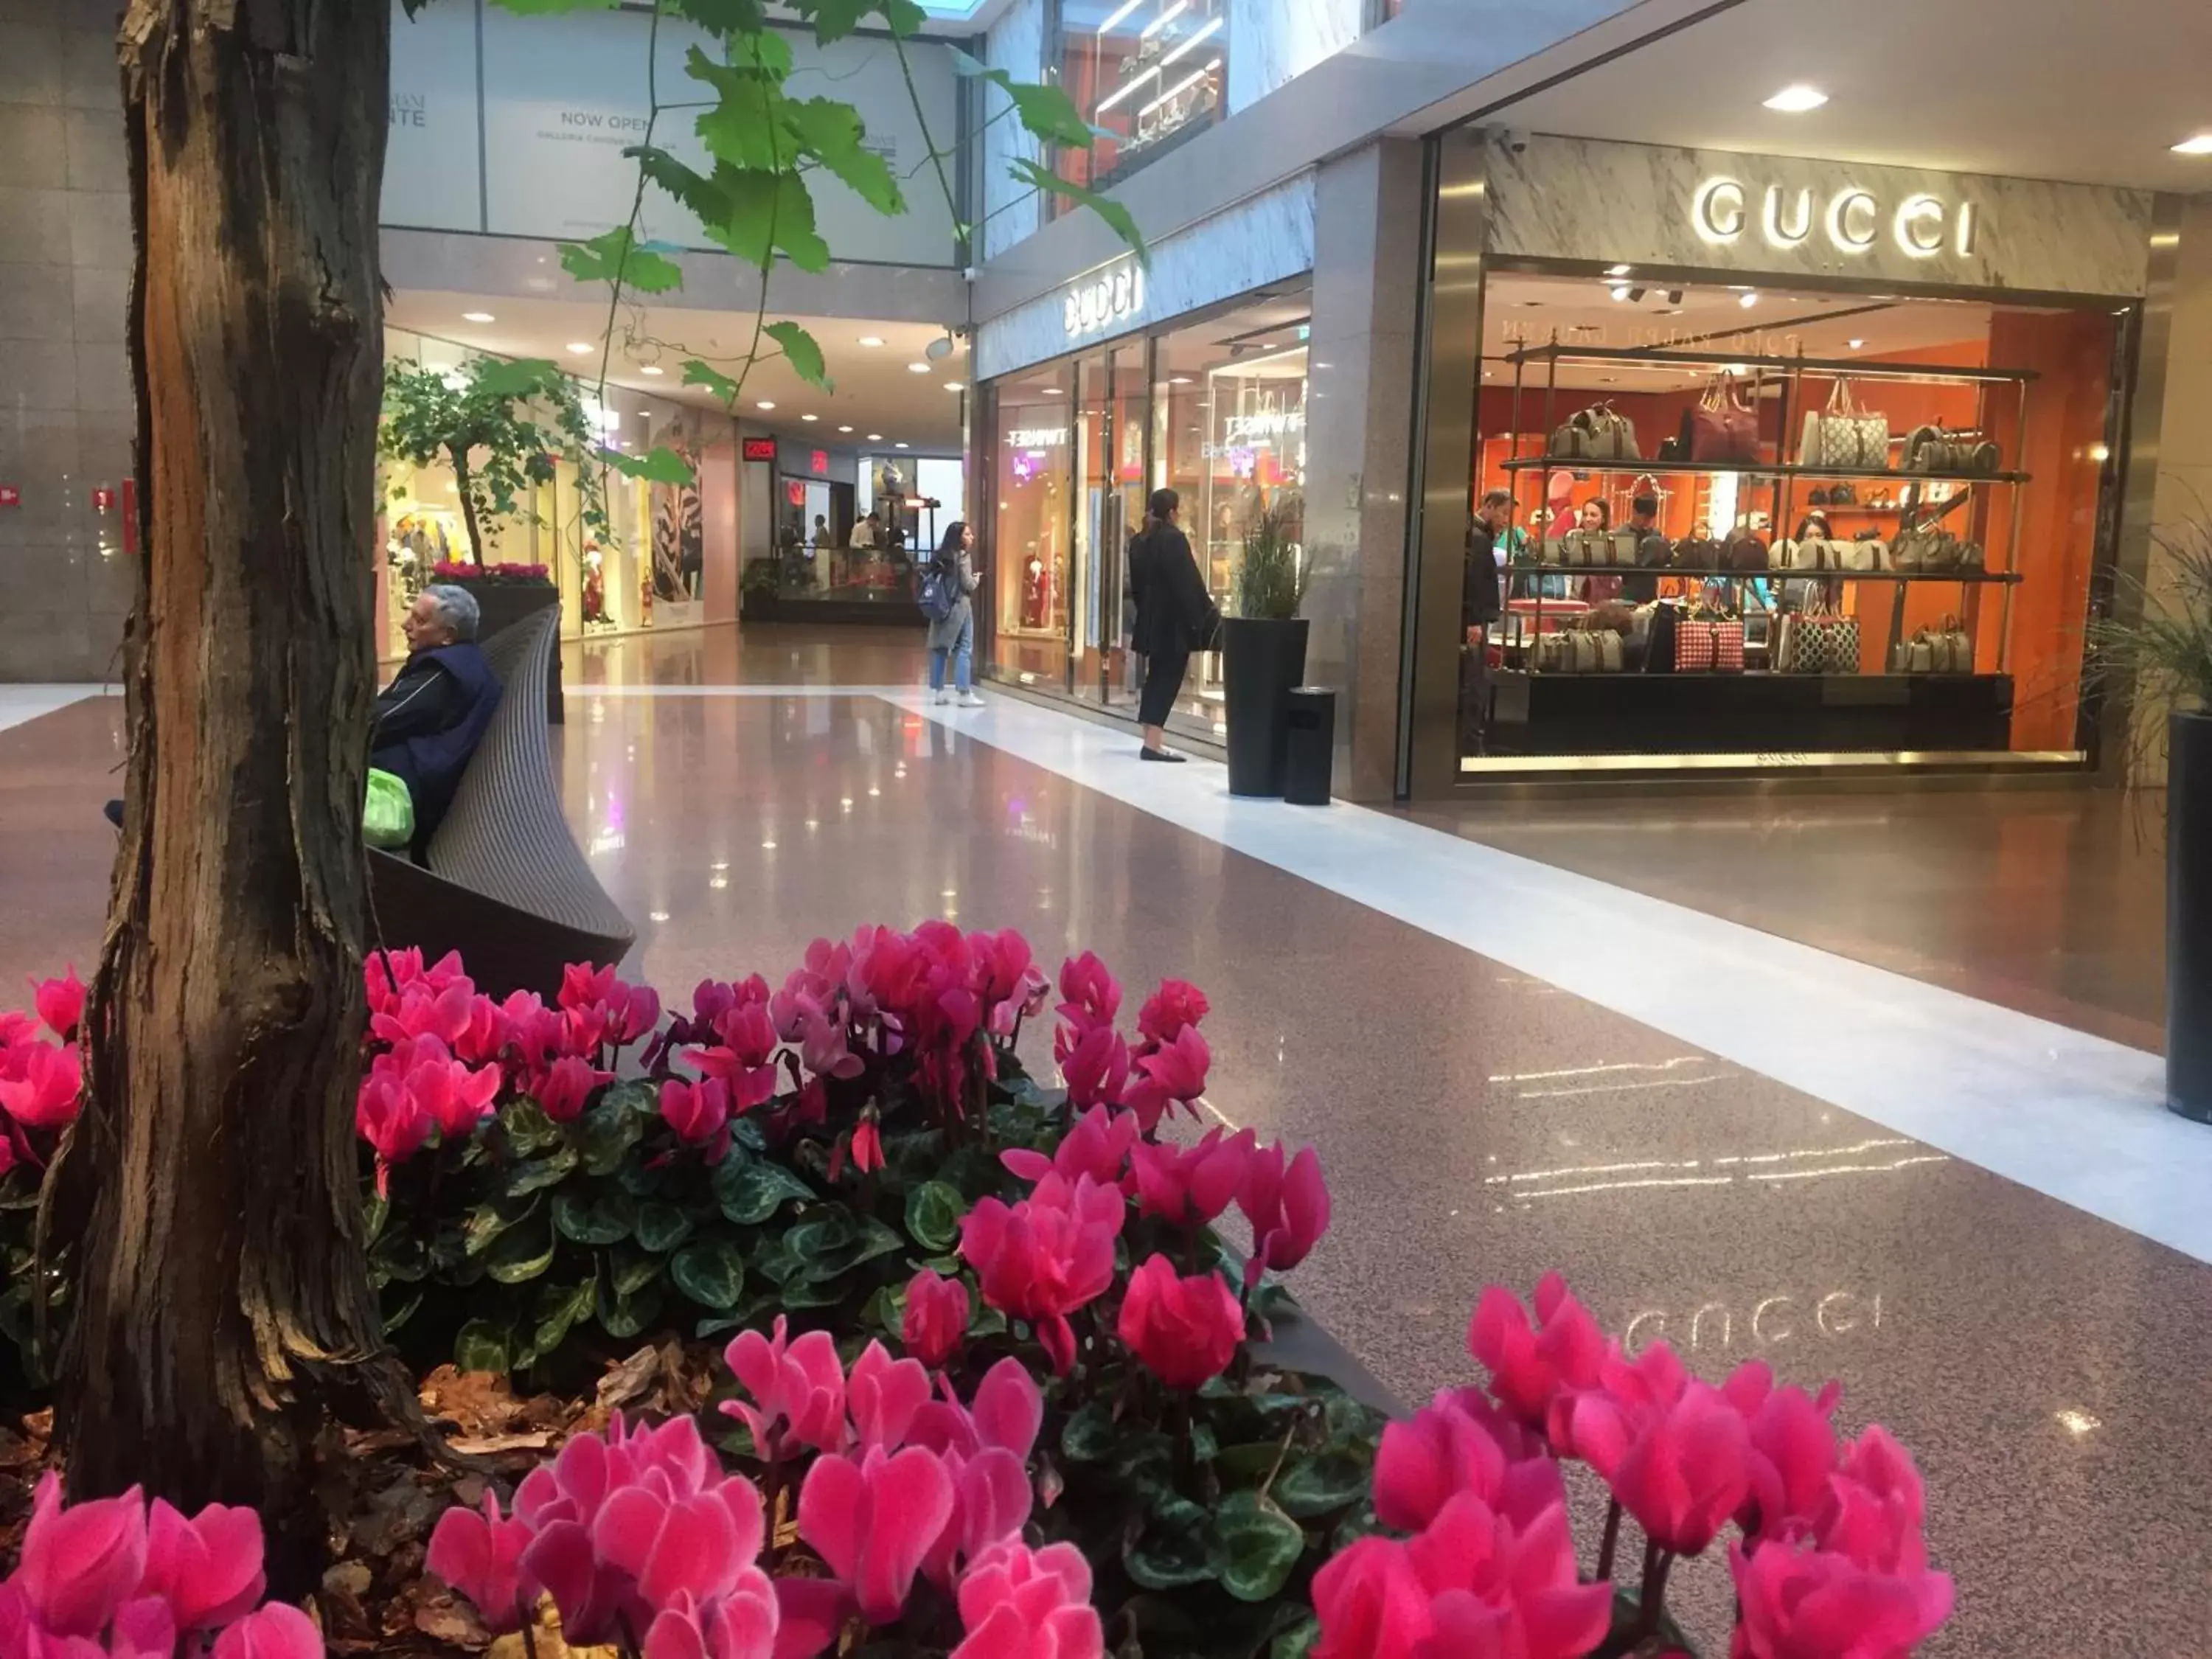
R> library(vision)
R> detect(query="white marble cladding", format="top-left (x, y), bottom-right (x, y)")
top-left (1227, 0), bottom-right (1363, 116)
top-left (980, 0), bottom-right (1046, 262)
top-left (974, 173), bottom-right (1317, 381)
top-left (1487, 135), bottom-right (2155, 298)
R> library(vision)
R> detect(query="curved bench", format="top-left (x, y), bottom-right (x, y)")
top-left (368, 608), bottom-right (633, 999)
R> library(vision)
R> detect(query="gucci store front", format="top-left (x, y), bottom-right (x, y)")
top-left (971, 194), bottom-right (1318, 741)
top-left (1404, 133), bottom-right (2163, 795)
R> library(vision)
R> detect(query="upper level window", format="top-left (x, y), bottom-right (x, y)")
top-left (1051, 0), bottom-right (1228, 210)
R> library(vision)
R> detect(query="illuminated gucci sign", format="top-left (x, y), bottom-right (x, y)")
top-left (1062, 262), bottom-right (1145, 339)
top-left (1691, 178), bottom-right (1980, 261)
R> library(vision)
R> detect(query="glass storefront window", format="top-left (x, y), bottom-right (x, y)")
top-left (1051, 0), bottom-right (1228, 209)
top-left (990, 372), bottom-right (1076, 686)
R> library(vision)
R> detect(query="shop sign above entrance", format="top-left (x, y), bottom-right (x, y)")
top-left (1062, 262), bottom-right (1144, 341)
top-left (1690, 178), bottom-right (1979, 262)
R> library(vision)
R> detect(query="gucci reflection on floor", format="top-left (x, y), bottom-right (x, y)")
top-left (0, 622), bottom-right (2197, 1656)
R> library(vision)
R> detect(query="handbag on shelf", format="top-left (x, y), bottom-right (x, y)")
top-left (1829, 481), bottom-right (1858, 506)
top-left (1780, 596), bottom-right (1861, 674)
top-left (1636, 532), bottom-right (1672, 569)
top-left (1839, 537), bottom-right (1891, 574)
top-left (1674, 616), bottom-right (1717, 672)
top-left (1711, 618), bottom-right (1746, 673)
top-left (1544, 535), bottom-right (1576, 568)
top-left (1780, 538), bottom-right (1840, 573)
top-left (1608, 529), bottom-right (1644, 568)
top-left (1724, 529), bottom-right (1770, 573)
top-left (1956, 540), bottom-right (1986, 572)
top-left (1673, 537), bottom-right (1724, 572)
top-left (1595, 631), bottom-right (1625, 672)
top-left (1893, 634), bottom-right (1937, 675)
top-left (1904, 423), bottom-right (2002, 476)
top-left (1893, 619), bottom-right (1974, 675)
top-left (1799, 378), bottom-right (1891, 470)
top-left (1683, 373), bottom-right (1763, 464)
top-left (1551, 402), bottom-right (1641, 462)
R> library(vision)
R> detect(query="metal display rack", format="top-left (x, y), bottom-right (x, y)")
top-left (1496, 341), bottom-right (2037, 678)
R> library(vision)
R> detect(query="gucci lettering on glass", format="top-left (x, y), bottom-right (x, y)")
top-left (1062, 262), bottom-right (1146, 340)
top-left (1692, 178), bottom-right (1980, 261)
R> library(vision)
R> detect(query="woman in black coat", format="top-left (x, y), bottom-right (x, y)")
top-left (1125, 487), bottom-right (1220, 762)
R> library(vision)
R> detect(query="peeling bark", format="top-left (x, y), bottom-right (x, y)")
top-left (49, 0), bottom-right (402, 1586)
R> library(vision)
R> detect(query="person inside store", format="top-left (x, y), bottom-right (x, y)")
top-left (849, 508), bottom-right (880, 553)
top-left (1461, 489), bottom-right (1511, 754)
top-left (1618, 489), bottom-right (1666, 605)
top-left (102, 583), bottom-right (501, 846)
top-left (1127, 486), bottom-right (1220, 764)
top-left (925, 521), bottom-right (984, 708)
top-left (1576, 498), bottom-right (1622, 604)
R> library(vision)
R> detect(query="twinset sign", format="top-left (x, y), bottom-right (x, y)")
top-left (1004, 426), bottom-right (1069, 450)
top-left (1062, 262), bottom-right (1145, 340)
top-left (1691, 178), bottom-right (1980, 261)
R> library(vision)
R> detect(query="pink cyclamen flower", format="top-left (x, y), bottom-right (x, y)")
top-left (659, 1077), bottom-right (732, 1149)
top-left (1405, 1491), bottom-right (1613, 1659)
top-left (1606, 1380), bottom-right (1753, 1558)
top-left (15, 1473), bottom-right (150, 1638)
top-left (1720, 1360), bottom-right (1842, 1544)
top-left (1054, 951), bottom-right (1121, 1032)
top-left (641, 1582), bottom-right (780, 1659)
top-left (720, 1317), bottom-right (848, 1459)
top-left (32, 969), bottom-right (86, 1043)
top-left (210, 1602), bottom-right (323, 1659)
top-left (1815, 1426), bottom-right (1932, 1577)
top-left (1129, 1126), bottom-right (1253, 1228)
top-left (369, 978), bottom-right (476, 1049)
top-left (905, 1359), bottom-right (1043, 1591)
top-left (846, 1342), bottom-right (933, 1453)
top-left (1237, 1141), bottom-right (1330, 1288)
top-left (590, 1477), bottom-right (766, 1615)
top-left (140, 1498), bottom-right (265, 1631)
top-left (1728, 1537), bottom-right (1953, 1659)
top-left (1054, 1024), bottom-right (1129, 1114)
top-left (902, 1270), bottom-right (970, 1370)
top-left (1117, 1256), bottom-right (1245, 1391)
top-left (426, 1489), bottom-right (532, 1632)
top-left (1310, 1537), bottom-right (1429, 1659)
top-left (1001, 1104), bottom-right (1139, 1190)
top-left (1121, 1025), bottom-right (1208, 1133)
top-left (970, 928), bottom-right (1050, 1039)
top-left (959, 1175), bottom-right (1124, 1375)
top-left (535, 1055), bottom-right (612, 1124)
top-left (950, 1541), bottom-right (1103, 1659)
top-left (1467, 1272), bottom-right (1609, 1429)
top-left (355, 1073), bottom-right (434, 1178)
top-left (1373, 1389), bottom-right (1561, 1534)
top-left (0, 1038), bottom-right (82, 1130)
top-left (798, 1445), bottom-right (956, 1626)
top-left (1135, 978), bottom-right (1208, 1046)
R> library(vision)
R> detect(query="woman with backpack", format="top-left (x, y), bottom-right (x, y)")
top-left (1126, 487), bottom-right (1219, 762)
top-left (925, 521), bottom-right (984, 707)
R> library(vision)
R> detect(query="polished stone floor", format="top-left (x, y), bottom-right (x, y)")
top-left (4, 621), bottom-right (2204, 1655)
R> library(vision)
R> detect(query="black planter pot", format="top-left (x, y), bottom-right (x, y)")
top-left (2170, 711), bottom-right (2212, 1122)
top-left (459, 580), bottom-right (563, 724)
top-left (1222, 616), bottom-right (1310, 798)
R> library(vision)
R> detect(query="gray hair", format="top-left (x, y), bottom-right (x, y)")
top-left (422, 582), bottom-right (481, 641)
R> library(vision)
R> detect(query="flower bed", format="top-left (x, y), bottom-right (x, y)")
top-left (431, 561), bottom-right (553, 585)
top-left (0, 931), bottom-right (1955, 1657)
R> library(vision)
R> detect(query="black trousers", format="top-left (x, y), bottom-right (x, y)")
top-left (1138, 644), bottom-right (1189, 728)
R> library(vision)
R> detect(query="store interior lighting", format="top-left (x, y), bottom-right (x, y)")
top-left (1140, 1), bottom-right (1187, 38)
top-left (1762, 84), bottom-right (1829, 114)
top-left (1159, 15), bottom-right (1222, 69)
top-left (1138, 59), bottom-right (1218, 122)
top-left (1095, 0), bottom-right (1144, 32)
top-left (462, 310), bottom-right (494, 323)
top-left (2175, 133), bottom-right (2212, 155)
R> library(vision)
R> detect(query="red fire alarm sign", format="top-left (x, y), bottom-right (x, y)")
top-left (92, 487), bottom-right (115, 511)
top-left (0, 487), bottom-right (19, 508)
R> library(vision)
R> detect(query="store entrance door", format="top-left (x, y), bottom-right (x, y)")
top-left (1071, 342), bottom-right (1151, 708)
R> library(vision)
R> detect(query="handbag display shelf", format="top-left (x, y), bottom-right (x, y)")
top-left (1491, 337), bottom-right (2034, 707)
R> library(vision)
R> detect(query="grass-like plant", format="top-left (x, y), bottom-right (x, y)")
top-left (1232, 502), bottom-right (1308, 622)
top-left (2089, 512), bottom-right (2212, 722)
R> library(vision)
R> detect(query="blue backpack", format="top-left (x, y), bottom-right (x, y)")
top-left (919, 556), bottom-right (956, 623)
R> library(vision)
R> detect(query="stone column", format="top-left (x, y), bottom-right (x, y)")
top-left (1299, 137), bottom-right (1428, 801)
top-left (0, 0), bottom-right (135, 682)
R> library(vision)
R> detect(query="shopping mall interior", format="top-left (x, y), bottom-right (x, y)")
top-left (5, 0), bottom-right (2212, 1653)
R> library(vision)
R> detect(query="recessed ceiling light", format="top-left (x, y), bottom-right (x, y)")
top-left (2174, 133), bottom-right (2212, 156)
top-left (1606, 264), bottom-right (1633, 277)
top-left (838, 425), bottom-right (854, 433)
top-left (1609, 284), bottom-right (1632, 302)
top-left (907, 362), bottom-right (932, 374)
top-left (1847, 338), bottom-right (1867, 349)
top-left (1169, 375), bottom-right (1192, 385)
top-left (1739, 292), bottom-right (1761, 309)
top-left (894, 441), bottom-right (909, 449)
top-left (757, 400), bottom-right (775, 411)
top-left (945, 381), bottom-right (965, 392)
top-left (462, 311), bottom-right (495, 324)
top-left (866, 433), bottom-right (883, 441)
top-left (801, 413), bottom-right (818, 422)
top-left (641, 364), bottom-right (664, 375)
top-left (1764, 84), bottom-right (1829, 114)
top-left (858, 335), bottom-right (886, 347)
top-left (1037, 386), bottom-right (1061, 394)
top-left (566, 341), bottom-right (594, 355)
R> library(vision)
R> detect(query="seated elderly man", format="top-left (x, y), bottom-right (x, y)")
top-left (105, 582), bottom-right (502, 844)
top-left (371, 583), bottom-right (503, 844)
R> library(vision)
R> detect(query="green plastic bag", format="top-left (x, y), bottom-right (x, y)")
top-left (364, 768), bottom-right (415, 849)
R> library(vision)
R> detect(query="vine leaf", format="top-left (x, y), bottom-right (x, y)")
top-left (948, 50), bottom-right (1096, 150)
top-left (470, 357), bottom-right (566, 397)
top-left (668, 0), bottom-right (769, 32)
top-left (784, 98), bottom-right (903, 216)
top-left (601, 445), bottom-right (698, 485)
top-left (560, 226), bottom-right (685, 296)
top-left (793, 0), bottom-right (923, 42)
top-left (764, 321), bottom-right (832, 392)
top-left (1009, 159), bottom-right (1148, 265)
top-left (682, 360), bottom-right (742, 403)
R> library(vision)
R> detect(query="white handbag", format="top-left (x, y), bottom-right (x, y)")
top-left (1799, 378), bottom-right (1891, 470)
top-left (1840, 538), bottom-right (1890, 574)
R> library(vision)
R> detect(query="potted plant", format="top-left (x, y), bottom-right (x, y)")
top-left (1221, 502), bottom-right (1310, 797)
top-left (2088, 515), bottom-right (2212, 1121)
top-left (382, 358), bottom-right (606, 720)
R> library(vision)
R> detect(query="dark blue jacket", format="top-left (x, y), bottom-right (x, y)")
top-left (369, 642), bottom-right (501, 841)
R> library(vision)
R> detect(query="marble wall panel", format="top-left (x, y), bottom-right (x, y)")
top-left (1226, 0), bottom-right (1363, 116)
top-left (980, 0), bottom-right (1046, 263)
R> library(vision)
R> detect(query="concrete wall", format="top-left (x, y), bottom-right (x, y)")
top-left (0, 0), bottom-right (133, 682)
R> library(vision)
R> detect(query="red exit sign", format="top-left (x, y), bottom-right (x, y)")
top-left (0, 486), bottom-right (18, 508)
top-left (741, 437), bottom-right (776, 462)
top-left (810, 449), bottom-right (829, 475)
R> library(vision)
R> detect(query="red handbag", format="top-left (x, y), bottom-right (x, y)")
top-left (1674, 617), bottom-right (1717, 672)
top-left (1683, 374), bottom-right (1763, 464)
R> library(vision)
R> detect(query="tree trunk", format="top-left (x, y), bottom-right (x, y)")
top-left (51, 0), bottom-right (402, 1582)
top-left (451, 449), bottom-right (487, 566)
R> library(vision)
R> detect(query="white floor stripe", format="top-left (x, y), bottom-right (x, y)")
top-left (883, 690), bottom-right (2203, 1265)
top-left (0, 685), bottom-right (115, 736)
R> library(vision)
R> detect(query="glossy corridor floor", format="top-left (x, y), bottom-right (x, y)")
top-left (1, 627), bottom-right (2200, 1656)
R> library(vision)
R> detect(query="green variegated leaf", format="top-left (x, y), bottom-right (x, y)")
top-left (454, 1319), bottom-right (512, 1374)
top-left (635, 1202), bottom-right (696, 1254)
top-left (464, 1194), bottom-right (539, 1258)
top-left (670, 1239), bottom-right (746, 1310)
top-left (713, 1156), bottom-right (815, 1225)
top-left (553, 1189), bottom-right (636, 1246)
top-left (532, 1279), bottom-right (597, 1357)
top-left (610, 1240), bottom-right (663, 1297)
top-left (902, 1180), bottom-right (966, 1253)
top-left (486, 1211), bottom-right (557, 1284)
top-left (596, 1276), bottom-right (663, 1341)
top-left (1211, 1490), bottom-right (1307, 1603)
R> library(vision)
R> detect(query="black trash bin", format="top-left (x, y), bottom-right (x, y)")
top-left (1283, 687), bottom-right (1335, 806)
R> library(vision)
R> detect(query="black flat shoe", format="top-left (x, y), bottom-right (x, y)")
top-left (1140, 747), bottom-right (1186, 763)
